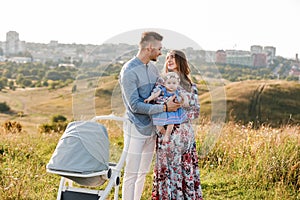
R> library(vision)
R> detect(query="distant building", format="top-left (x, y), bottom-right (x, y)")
top-left (223, 50), bottom-right (252, 66)
top-left (5, 31), bottom-right (25, 56)
top-left (7, 56), bottom-right (32, 63)
top-left (264, 46), bottom-right (276, 58)
top-left (226, 54), bottom-right (253, 66)
top-left (58, 63), bottom-right (76, 68)
top-left (253, 53), bottom-right (267, 67)
top-left (0, 42), bottom-right (4, 55)
top-left (251, 45), bottom-right (275, 66)
top-left (289, 54), bottom-right (300, 77)
top-left (251, 45), bottom-right (263, 53)
top-left (49, 40), bottom-right (59, 47)
top-left (264, 46), bottom-right (276, 65)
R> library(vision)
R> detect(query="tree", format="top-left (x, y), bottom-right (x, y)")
top-left (0, 78), bottom-right (8, 91)
top-left (0, 102), bottom-right (10, 112)
top-left (8, 81), bottom-right (15, 90)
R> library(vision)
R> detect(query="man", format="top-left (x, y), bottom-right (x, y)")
top-left (119, 31), bottom-right (180, 200)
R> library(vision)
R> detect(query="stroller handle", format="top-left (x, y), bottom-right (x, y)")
top-left (91, 114), bottom-right (131, 200)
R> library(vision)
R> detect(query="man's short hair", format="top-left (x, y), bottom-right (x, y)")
top-left (139, 31), bottom-right (163, 48)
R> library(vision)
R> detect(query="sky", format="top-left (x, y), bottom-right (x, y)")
top-left (0, 0), bottom-right (299, 59)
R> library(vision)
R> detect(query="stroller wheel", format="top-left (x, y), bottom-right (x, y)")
top-left (107, 168), bottom-right (112, 179)
top-left (116, 176), bottom-right (120, 186)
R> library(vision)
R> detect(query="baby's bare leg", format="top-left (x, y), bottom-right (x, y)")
top-left (156, 126), bottom-right (166, 134)
top-left (162, 124), bottom-right (174, 143)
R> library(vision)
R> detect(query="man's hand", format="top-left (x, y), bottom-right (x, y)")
top-left (166, 95), bottom-right (181, 112)
top-left (144, 98), bottom-right (151, 103)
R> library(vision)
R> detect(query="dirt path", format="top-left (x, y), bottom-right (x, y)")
top-left (248, 83), bottom-right (265, 127)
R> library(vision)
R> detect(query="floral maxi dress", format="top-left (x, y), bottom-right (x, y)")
top-left (152, 83), bottom-right (204, 200)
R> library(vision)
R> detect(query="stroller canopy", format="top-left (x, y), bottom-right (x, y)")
top-left (47, 121), bottom-right (109, 174)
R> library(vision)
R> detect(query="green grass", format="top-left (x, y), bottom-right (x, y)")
top-left (0, 132), bottom-right (61, 199)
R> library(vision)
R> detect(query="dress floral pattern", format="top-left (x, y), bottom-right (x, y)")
top-left (152, 83), bottom-right (203, 200)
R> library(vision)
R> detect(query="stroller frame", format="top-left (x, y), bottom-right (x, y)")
top-left (47, 114), bottom-right (130, 200)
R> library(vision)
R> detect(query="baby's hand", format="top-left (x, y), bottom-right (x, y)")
top-left (144, 98), bottom-right (150, 103)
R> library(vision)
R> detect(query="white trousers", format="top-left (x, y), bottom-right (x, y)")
top-left (122, 121), bottom-right (156, 200)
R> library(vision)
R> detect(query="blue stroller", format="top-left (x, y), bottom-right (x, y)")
top-left (46, 114), bottom-right (130, 200)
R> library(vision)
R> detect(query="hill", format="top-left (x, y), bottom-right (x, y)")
top-left (0, 86), bottom-right (73, 133)
top-left (1, 78), bottom-right (300, 133)
top-left (199, 80), bottom-right (300, 127)
top-left (0, 76), bottom-right (119, 133)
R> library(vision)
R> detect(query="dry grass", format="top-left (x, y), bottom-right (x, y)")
top-left (1, 121), bottom-right (299, 199)
top-left (200, 80), bottom-right (300, 126)
top-left (195, 121), bottom-right (300, 199)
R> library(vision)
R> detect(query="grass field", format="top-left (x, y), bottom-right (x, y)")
top-left (0, 79), bottom-right (300, 199)
top-left (1, 120), bottom-right (299, 199)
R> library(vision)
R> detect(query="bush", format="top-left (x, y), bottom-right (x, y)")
top-left (39, 115), bottom-right (68, 134)
top-left (51, 114), bottom-right (67, 123)
top-left (2, 121), bottom-right (22, 134)
top-left (0, 102), bottom-right (10, 112)
top-left (39, 122), bottom-right (68, 134)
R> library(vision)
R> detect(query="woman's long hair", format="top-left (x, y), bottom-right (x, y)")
top-left (165, 50), bottom-right (192, 92)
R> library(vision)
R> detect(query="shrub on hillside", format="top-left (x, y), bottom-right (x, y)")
top-left (0, 102), bottom-right (10, 112)
top-left (39, 115), bottom-right (68, 134)
top-left (2, 121), bottom-right (22, 134)
top-left (51, 114), bottom-right (67, 123)
top-left (39, 122), bottom-right (68, 134)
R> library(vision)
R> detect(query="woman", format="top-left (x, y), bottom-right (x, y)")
top-left (152, 50), bottom-right (203, 199)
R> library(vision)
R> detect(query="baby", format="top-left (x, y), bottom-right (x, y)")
top-left (144, 72), bottom-right (188, 143)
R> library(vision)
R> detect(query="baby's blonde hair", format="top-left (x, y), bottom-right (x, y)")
top-left (162, 72), bottom-right (180, 82)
